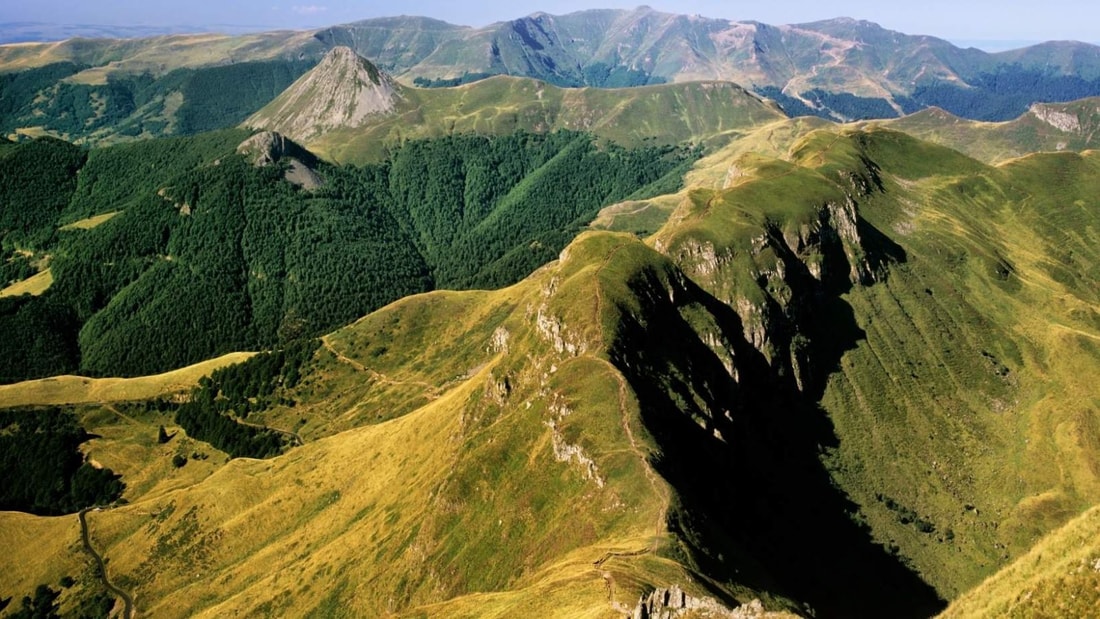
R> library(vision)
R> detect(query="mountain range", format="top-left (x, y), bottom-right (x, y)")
top-left (4, 8), bottom-right (1100, 147)
top-left (1, 8), bottom-right (1100, 619)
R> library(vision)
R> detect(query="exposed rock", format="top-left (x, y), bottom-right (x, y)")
top-left (631, 586), bottom-right (790, 619)
top-left (244, 46), bottom-right (400, 142)
top-left (1030, 103), bottom-right (1082, 134)
top-left (236, 130), bottom-right (323, 190)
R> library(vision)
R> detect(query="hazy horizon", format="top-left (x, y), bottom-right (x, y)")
top-left (1, 1), bottom-right (1097, 50)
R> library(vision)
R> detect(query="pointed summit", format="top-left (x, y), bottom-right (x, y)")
top-left (244, 46), bottom-right (400, 142)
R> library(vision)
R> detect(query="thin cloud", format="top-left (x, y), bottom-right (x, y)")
top-left (292, 5), bottom-right (328, 15)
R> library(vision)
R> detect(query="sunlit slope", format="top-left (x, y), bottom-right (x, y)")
top-left (274, 76), bottom-right (785, 164)
top-left (6, 235), bottom-right (791, 617)
top-left (939, 504), bottom-right (1100, 618)
top-left (0, 352), bottom-right (254, 408)
top-left (872, 98), bottom-right (1100, 164)
top-left (651, 127), bottom-right (1100, 602)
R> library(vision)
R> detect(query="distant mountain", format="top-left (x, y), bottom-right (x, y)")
top-left (243, 47), bottom-right (785, 163)
top-left (0, 22), bottom-right (270, 44)
top-left (245, 46), bottom-right (401, 142)
top-left (3, 8), bottom-right (1100, 145)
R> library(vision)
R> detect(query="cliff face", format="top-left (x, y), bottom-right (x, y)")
top-left (244, 46), bottom-right (400, 142)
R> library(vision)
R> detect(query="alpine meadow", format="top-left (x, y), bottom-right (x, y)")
top-left (1, 6), bottom-right (1099, 619)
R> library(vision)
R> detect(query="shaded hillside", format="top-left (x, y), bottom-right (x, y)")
top-left (0, 130), bottom-right (694, 380)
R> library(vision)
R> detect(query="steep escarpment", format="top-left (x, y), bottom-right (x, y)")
top-left (601, 143), bottom-right (940, 617)
top-left (625, 128), bottom-right (1100, 610)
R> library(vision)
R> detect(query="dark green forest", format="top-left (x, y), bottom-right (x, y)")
top-left (0, 130), bottom-right (695, 382)
top-left (174, 340), bottom-right (318, 458)
top-left (0, 59), bottom-right (316, 142)
top-left (906, 65), bottom-right (1100, 120)
top-left (0, 408), bottom-right (124, 515)
top-left (759, 65), bottom-right (1100, 122)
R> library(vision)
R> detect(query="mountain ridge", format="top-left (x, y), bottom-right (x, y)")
top-left (4, 8), bottom-right (1100, 145)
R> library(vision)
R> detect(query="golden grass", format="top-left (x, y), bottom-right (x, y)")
top-left (0, 512), bottom-right (86, 608)
top-left (60, 211), bottom-right (120, 230)
top-left (0, 268), bottom-right (53, 297)
top-left (0, 352), bottom-right (254, 408)
top-left (940, 504), bottom-right (1100, 618)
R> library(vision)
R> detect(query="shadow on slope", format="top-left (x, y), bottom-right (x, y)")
top-left (605, 211), bottom-right (942, 616)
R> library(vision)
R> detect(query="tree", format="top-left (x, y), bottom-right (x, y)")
top-left (157, 425), bottom-right (170, 444)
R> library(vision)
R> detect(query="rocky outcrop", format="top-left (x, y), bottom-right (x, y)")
top-left (1029, 103), bottom-right (1083, 134)
top-left (244, 46), bottom-right (400, 142)
top-left (236, 131), bottom-right (323, 189)
top-left (631, 586), bottom-right (788, 619)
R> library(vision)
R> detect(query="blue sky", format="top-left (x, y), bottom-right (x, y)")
top-left (3, 1), bottom-right (1097, 46)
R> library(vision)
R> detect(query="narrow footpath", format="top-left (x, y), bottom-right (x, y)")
top-left (78, 508), bottom-right (135, 619)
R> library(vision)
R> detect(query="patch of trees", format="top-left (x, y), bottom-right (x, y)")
top-left (0, 408), bottom-right (124, 515)
top-left (755, 86), bottom-right (899, 121)
top-left (3, 584), bottom-right (61, 619)
top-left (174, 58), bottom-right (318, 134)
top-left (413, 72), bottom-right (498, 88)
top-left (907, 64), bottom-right (1100, 121)
top-left (174, 341), bottom-right (317, 459)
top-left (0, 137), bottom-right (86, 248)
top-left (580, 62), bottom-right (666, 88)
top-left (0, 61), bottom-right (86, 132)
top-left (0, 296), bottom-right (81, 383)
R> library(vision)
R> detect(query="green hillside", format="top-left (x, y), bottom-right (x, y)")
top-left (0, 129), bottom-right (695, 382)
top-left (3, 126), bottom-right (1098, 617)
top-left (283, 76), bottom-right (785, 164)
top-left (872, 98), bottom-right (1100, 164)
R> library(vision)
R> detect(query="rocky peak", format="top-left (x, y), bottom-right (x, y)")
top-left (243, 46), bottom-right (400, 142)
top-left (236, 130), bottom-right (323, 190)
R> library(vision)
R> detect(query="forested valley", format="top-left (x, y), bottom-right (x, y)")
top-left (0, 129), bottom-right (695, 381)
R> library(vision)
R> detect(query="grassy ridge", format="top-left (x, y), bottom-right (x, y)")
top-left (872, 98), bottom-right (1100, 164)
top-left (291, 77), bottom-right (784, 164)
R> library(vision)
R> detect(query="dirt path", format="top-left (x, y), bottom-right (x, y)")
top-left (590, 357), bottom-right (671, 611)
top-left (79, 508), bottom-right (135, 619)
top-left (237, 418), bottom-right (303, 446)
top-left (587, 241), bottom-right (674, 611)
top-left (320, 337), bottom-right (442, 397)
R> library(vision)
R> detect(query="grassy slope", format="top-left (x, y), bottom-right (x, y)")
top-left (287, 77), bottom-right (785, 164)
top-left (0, 352), bottom-right (254, 408)
top-left (0, 268), bottom-right (52, 297)
top-left (1, 235), bottom-right (765, 617)
top-left (651, 127), bottom-right (1100, 601)
top-left (939, 504), bottom-right (1100, 618)
top-left (870, 98), bottom-right (1100, 164)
